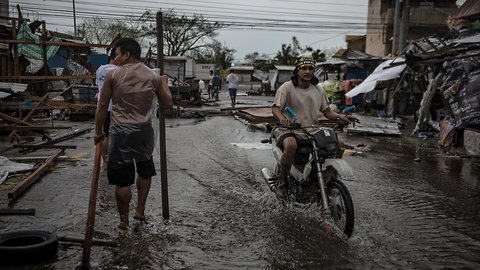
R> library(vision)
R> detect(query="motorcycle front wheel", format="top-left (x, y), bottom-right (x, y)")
top-left (326, 180), bottom-right (354, 238)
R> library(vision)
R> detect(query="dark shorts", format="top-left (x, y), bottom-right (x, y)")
top-left (212, 86), bottom-right (220, 94)
top-left (107, 157), bottom-right (156, 187)
top-left (228, 88), bottom-right (237, 96)
top-left (103, 111), bottom-right (111, 137)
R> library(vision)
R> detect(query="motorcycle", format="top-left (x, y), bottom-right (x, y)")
top-left (260, 109), bottom-right (355, 238)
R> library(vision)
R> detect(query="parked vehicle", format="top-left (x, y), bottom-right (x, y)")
top-left (261, 115), bottom-right (355, 238)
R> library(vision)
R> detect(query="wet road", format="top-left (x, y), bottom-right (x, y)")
top-left (1, 91), bottom-right (480, 269)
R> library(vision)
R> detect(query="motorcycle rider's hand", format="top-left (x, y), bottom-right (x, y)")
top-left (280, 117), bottom-right (292, 127)
top-left (346, 115), bottom-right (360, 127)
top-left (340, 115), bottom-right (360, 127)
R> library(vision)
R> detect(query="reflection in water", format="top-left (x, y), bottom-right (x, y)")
top-left (2, 116), bottom-right (480, 269)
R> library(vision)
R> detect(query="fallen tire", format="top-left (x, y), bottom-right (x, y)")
top-left (0, 230), bottom-right (58, 265)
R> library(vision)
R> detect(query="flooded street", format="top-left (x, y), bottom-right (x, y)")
top-left (1, 92), bottom-right (480, 269)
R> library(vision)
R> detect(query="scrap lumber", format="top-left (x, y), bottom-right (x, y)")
top-left (14, 144), bottom-right (76, 150)
top-left (17, 127), bottom-right (92, 153)
top-left (57, 235), bottom-right (117, 247)
top-left (15, 94), bottom-right (97, 110)
top-left (0, 208), bottom-right (35, 216)
top-left (0, 125), bottom-right (70, 131)
top-left (8, 93), bottom-right (49, 138)
top-left (8, 149), bottom-right (63, 201)
top-left (0, 111), bottom-right (51, 140)
top-left (5, 155), bottom-right (70, 162)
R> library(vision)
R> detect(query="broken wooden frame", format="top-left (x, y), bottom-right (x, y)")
top-left (7, 149), bottom-right (63, 201)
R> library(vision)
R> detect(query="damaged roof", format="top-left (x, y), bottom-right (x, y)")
top-left (453, 0), bottom-right (480, 20)
top-left (332, 48), bottom-right (379, 61)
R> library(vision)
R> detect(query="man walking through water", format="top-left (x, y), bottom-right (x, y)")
top-left (94, 37), bottom-right (172, 235)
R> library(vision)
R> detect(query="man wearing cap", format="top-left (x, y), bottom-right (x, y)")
top-left (271, 54), bottom-right (359, 199)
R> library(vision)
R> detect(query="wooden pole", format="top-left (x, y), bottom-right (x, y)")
top-left (81, 142), bottom-right (102, 268)
top-left (156, 11), bottom-right (170, 220)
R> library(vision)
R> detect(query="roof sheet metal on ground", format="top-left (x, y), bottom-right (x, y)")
top-left (347, 115), bottom-right (401, 136)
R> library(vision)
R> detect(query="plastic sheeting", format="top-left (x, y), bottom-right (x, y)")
top-left (346, 57), bottom-right (406, 98)
top-left (0, 156), bottom-right (34, 184)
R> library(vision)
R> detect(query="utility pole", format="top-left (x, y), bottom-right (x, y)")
top-left (398, 0), bottom-right (410, 52)
top-left (72, 0), bottom-right (77, 38)
top-left (392, 0), bottom-right (402, 54)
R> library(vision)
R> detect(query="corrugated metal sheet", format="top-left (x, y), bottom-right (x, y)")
top-left (454, 0), bottom-right (480, 19)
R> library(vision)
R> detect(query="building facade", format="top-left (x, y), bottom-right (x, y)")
top-left (366, 0), bottom-right (459, 56)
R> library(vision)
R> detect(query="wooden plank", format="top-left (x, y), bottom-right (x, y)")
top-left (0, 125), bottom-right (70, 131)
top-left (8, 149), bottom-right (63, 201)
top-left (23, 95), bottom-right (97, 109)
top-left (0, 39), bottom-right (111, 48)
top-left (5, 155), bottom-right (71, 162)
top-left (9, 93), bottom-right (49, 138)
top-left (14, 144), bottom-right (76, 150)
top-left (0, 112), bottom-right (51, 140)
top-left (57, 235), bottom-right (117, 247)
top-left (0, 208), bottom-right (35, 215)
top-left (0, 74), bottom-right (96, 81)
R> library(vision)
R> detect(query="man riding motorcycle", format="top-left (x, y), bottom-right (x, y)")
top-left (272, 54), bottom-right (359, 199)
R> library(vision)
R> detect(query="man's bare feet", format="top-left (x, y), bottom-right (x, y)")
top-left (116, 224), bottom-right (128, 236)
top-left (133, 212), bottom-right (145, 222)
top-left (116, 215), bottom-right (129, 235)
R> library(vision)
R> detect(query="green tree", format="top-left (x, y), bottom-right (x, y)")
top-left (78, 9), bottom-right (223, 58)
top-left (138, 10), bottom-right (223, 56)
top-left (275, 43), bottom-right (297, 65)
top-left (244, 52), bottom-right (259, 64)
top-left (193, 41), bottom-right (235, 69)
top-left (77, 16), bottom-right (142, 44)
top-left (275, 36), bottom-right (327, 65)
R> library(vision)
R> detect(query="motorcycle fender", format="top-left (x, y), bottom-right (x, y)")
top-left (322, 159), bottom-right (353, 179)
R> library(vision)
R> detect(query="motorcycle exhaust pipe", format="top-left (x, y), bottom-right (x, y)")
top-left (261, 168), bottom-right (277, 191)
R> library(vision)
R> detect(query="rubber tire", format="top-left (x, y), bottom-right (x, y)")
top-left (0, 230), bottom-right (58, 265)
top-left (327, 180), bottom-right (355, 238)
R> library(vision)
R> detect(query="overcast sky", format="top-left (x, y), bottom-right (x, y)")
top-left (5, 0), bottom-right (466, 61)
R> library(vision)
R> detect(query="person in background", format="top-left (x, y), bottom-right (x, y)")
top-left (95, 48), bottom-right (116, 170)
top-left (271, 54), bottom-right (359, 199)
top-left (226, 69), bottom-right (239, 107)
top-left (208, 70), bottom-right (214, 100)
top-left (212, 71), bottom-right (222, 101)
top-left (94, 37), bottom-right (172, 235)
top-left (198, 79), bottom-right (206, 102)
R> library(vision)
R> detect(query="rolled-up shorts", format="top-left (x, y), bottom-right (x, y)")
top-left (272, 127), bottom-right (309, 147)
top-left (107, 157), bottom-right (156, 187)
top-left (107, 124), bottom-right (156, 187)
top-left (228, 88), bottom-right (237, 96)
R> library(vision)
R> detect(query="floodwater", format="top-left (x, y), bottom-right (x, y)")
top-left (1, 91), bottom-right (480, 269)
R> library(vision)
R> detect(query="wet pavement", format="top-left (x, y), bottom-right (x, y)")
top-left (1, 89), bottom-right (480, 269)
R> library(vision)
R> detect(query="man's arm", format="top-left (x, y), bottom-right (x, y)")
top-left (94, 72), bottom-right (112, 144)
top-left (272, 106), bottom-right (291, 127)
top-left (156, 75), bottom-right (173, 109)
top-left (322, 106), bottom-right (359, 123)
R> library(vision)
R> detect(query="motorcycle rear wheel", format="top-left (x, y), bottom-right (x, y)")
top-left (326, 180), bottom-right (354, 238)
